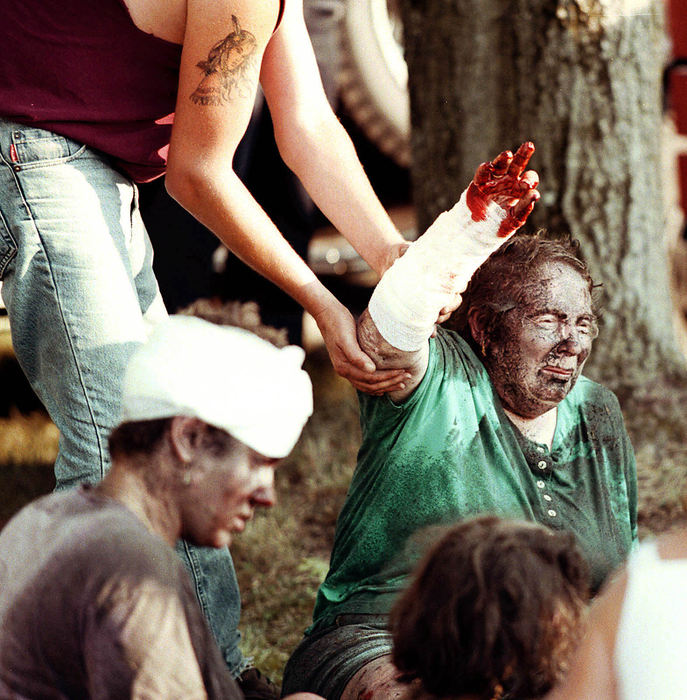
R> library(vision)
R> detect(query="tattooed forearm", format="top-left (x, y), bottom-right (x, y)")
top-left (190, 15), bottom-right (258, 106)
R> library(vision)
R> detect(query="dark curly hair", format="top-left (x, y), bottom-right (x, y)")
top-left (390, 516), bottom-right (590, 700)
top-left (179, 298), bottom-right (288, 348)
top-left (446, 231), bottom-right (599, 352)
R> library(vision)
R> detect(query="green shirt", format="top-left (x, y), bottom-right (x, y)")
top-left (310, 329), bottom-right (637, 632)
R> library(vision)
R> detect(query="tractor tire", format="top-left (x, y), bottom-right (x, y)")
top-left (338, 0), bottom-right (411, 167)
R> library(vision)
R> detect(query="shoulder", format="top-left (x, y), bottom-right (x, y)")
top-left (656, 528), bottom-right (687, 560)
top-left (567, 375), bottom-right (623, 416)
top-left (547, 566), bottom-right (626, 699)
top-left (0, 490), bottom-right (81, 551)
top-left (427, 327), bottom-right (483, 374)
top-left (39, 497), bottom-right (182, 584)
top-left (84, 516), bottom-right (179, 579)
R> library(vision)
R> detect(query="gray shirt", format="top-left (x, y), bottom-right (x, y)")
top-left (0, 486), bottom-right (242, 699)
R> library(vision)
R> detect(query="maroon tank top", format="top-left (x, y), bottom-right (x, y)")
top-left (0, 0), bottom-right (285, 183)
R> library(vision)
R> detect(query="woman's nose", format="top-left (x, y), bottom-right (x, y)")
top-left (555, 324), bottom-right (584, 353)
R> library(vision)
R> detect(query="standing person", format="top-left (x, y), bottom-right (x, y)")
top-left (141, 0), bottom-right (349, 337)
top-left (0, 314), bottom-right (320, 698)
top-left (282, 144), bottom-right (637, 698)
top-left (546, 526), bottom-right (687, 700)
top-left (0, 0), bottom-right (406, 691)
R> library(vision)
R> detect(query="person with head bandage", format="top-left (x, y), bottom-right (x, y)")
top-left (282, 144), bottom-right (637, 700)
top-left (0, 314), bottom-right (322, 700)
top-left (120, 315), bottom-right (313, 461)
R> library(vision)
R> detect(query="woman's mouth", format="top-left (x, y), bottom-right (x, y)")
top-left (542, 365), bottom-right (574, 379)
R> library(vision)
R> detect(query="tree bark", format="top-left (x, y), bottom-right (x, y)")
top-left (398, 0), bottom-right (684, 396)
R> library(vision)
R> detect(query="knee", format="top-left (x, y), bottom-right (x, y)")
top-left (340, 656), bottom-right (407, 700)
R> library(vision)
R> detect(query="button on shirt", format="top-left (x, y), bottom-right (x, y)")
top-left (511, 433), bottom-right (562, 520)
top-left (311, 330), bottom-right (638, 632)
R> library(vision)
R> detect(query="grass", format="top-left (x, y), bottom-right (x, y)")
top-left (1, 331), bottom-right (686, 684)
top-left (231, 348), bottom-right (362, 679)
top-left (0, 330), bottom-right (58, 525)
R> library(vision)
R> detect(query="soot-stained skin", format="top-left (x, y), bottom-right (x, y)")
top-left (358, 143), bottom-right (541, 403)
top-left (190, 15), bottom-right (258, 106)
top-left (466, 141), bottom-right (540, 237)
top-left (484, 261), bottom-right (598, 419)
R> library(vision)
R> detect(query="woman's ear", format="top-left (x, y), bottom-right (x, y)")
top-left (168, 416), bottom-right (205, 463)
top-left (467, 308), bottom-right (487, 350)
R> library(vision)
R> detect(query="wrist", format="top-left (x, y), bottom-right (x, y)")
top-left (368, 188), bottom-right (508, 351)
top-left (297, 280), bottom-right (341, 324)
top-left (376, 241), bottom-right (410, 277)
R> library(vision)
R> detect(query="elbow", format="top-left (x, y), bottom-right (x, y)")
top-left (272, 126), bottom-right (307, 175)
top-left (164, 161), bottom-right (203, 210)
top-left (357, 308), bottom-right (380, 358)
top-left (358, 307), bottom-right (403, 366)
top-left (274, 110), bottom-right (343, 174)
top-left (165, 156), bottom-right (231, 216)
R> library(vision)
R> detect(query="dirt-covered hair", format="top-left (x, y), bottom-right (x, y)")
top-left (108, 418), bottom-right (237, 462)
top-left (446, 231), bottom-right (598, 350)
top-left (390, 516), bottom-right (590, 700)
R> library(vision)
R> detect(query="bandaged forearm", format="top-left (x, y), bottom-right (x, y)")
top-left (368, 189), bottom-right (508, 351)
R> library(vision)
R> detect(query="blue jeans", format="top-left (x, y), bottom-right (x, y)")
top-left (0, 118), bottom-right (247, 676)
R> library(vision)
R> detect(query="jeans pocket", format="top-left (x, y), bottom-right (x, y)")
top-left (10, 126), bottom-right (87, 167)
top-left (0, 209), bottom-right (17, 279)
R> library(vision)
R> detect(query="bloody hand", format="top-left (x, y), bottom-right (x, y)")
top-left (466, 141), bottom-right (540, 237)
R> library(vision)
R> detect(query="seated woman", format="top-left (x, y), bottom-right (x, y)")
top-left (391, 516), bottom-right (590, 700)
top-left (281, 143), bottom-right (637, 699)
top-left (546, 525), bottom-right (687, 700)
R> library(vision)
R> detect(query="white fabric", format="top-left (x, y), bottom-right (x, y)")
top-left (614, 540), bottom-right (687, 699)
top-left (120, 316), bottom-right (313, 458)
top-left (368, 188), bottom-right (508, 351)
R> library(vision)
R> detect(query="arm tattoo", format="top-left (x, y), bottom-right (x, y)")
top-left (190, 15), bottom-right (258, 106)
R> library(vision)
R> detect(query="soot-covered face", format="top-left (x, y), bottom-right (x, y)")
top-left (484, 262), bottom-right (597, 419)
top-left (180, 436), bottom-right (279, 548)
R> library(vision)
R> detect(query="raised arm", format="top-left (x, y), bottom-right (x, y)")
top-left (167, 0), bottom-right (404, 390)
top-left (359, 143), bottom-right (540, 401)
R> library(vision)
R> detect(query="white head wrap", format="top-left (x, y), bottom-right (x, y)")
top-left (119, 316), bottom-right (313, 458)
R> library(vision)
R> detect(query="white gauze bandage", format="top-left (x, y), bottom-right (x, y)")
top-left (368, 188), bottom-right (509, 351)
top-left (120, 316), bottom-right (313, 459)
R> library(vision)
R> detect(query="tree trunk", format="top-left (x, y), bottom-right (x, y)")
top-left (398, 0), bottom-right (685, 397)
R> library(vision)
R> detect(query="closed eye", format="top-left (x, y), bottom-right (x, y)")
top-left (577, 317), bottom-right (599, 338)
top-left (530, 314), bottom-right (558, 330)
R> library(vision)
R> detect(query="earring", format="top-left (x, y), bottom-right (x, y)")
top-left (181, 471), bottom-right (192, 486)
top-left (481, 338), bottom-right (487, 356)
